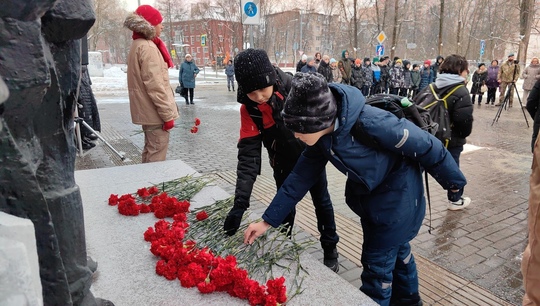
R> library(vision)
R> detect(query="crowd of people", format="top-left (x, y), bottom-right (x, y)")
top-left (122, 4), bottom-right (540, 305)
top-left (294, 50), bottom-right (447, 99)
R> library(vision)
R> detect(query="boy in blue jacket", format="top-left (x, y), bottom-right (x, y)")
top-left (244, 73), bottom-right (467, 306)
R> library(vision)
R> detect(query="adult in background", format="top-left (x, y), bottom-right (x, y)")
top-left (496, 53), bottom-right (520, 107)
top-left (521, 86), bottom-right (540, 304)
top-left (350, 58), bottom-right (364, 91)
top-left (179, 54), bottom-right (200, 105)
top-left (470, 63), bottom-right (487, 105)
top-left (378, 56), bottom-right (391, 94)
top-left (125, 5), bottom-right (179, 163)
top-left (225, 59), bottom-right (235, 92)
top-left (317, 54), bottom-right (333, 83)
top-left (410, 64), bottom-right (421, 98)
top-left (401, 60), bottom-right (413, 98)
top-left (371, 57), bottom-right (381, 94)
top-left (521, 57), bottom-right (540, 104)
top-left (485, 60), bottom-right (500, 105)
top-left (388, 58), bottom-right (404, 95)
top-left (361, 57), bottom-right (373, 97)
top-left (418, 60), bottom-right (434, 91)
top-left (330, 58), bottom-right (342, 83)
top-left (314, 52), bottom-right (322, 69)
top-left (432, 55), bottom-right (444, 81)
top-left (526, 78), bottom-right (540, 152)
top-left (300, 56), bottom-right (317, 73)
top-left (296, 54), bottom-right (308, 72)
top-left (338, 50), bottom-right (353, 85)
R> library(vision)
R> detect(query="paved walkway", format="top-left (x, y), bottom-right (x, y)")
top-left (78, 78), bottom-right (532, 305)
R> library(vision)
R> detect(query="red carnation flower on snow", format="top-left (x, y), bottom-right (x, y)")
top-left (190, 126), bottom-right (198, 133)
top-left (194, 118), bottom-right (201, 126)
top-left (196, 211), bottom-right (208, 221)
top-left (108, 194), bottom-right (119, 205)
top-left (148, 186), bottom-right (160, 195)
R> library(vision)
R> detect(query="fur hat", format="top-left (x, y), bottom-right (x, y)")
top-left (234, 49), bottom-right (277, 94)
top-left (135, 5), bottom-right (163, 26)
top-left (282, 73), bottom-right (337, 134)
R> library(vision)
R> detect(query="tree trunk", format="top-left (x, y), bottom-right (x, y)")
top-left (354, 0), bottom-right (358, 55)
top-left (518, 0), bottom-right (534, 63)
top-left (390, 0), bottom-right (399, 60)
top-left (438, 0), bottom-right (444, 55)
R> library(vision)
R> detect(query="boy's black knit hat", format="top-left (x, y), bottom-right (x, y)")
top-left (234, 48), bottom-right (276, 93)
top-left (282, 73), bottom-right (337, 134)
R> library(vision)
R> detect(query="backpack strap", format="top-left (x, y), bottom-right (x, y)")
top-left (428, 83), bottom-right (464, 109)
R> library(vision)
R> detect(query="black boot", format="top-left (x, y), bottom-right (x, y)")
top-left (323, 247), bottom-right (339, 272)
top-left (478, 96), bottom-right (482, 105)
top-left (471, 95), bottom-right (475, 104)
top-left (190, 99), bottom-right (194, 105)
top-left (232, 87), bottom-right (235, 92)
top-left (185, 98), bottom-right (189, 105)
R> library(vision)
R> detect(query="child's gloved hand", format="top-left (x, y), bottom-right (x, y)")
top-left (223, 207), bottom-right (246, 236)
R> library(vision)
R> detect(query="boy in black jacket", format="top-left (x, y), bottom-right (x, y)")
top-left (223, 49), bottom-right (340, 271)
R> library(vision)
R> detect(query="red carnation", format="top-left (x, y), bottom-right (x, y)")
top-left (196, 211), bottom-right (208, 221)
top-left (108, 194), bottom-right (119, 205)
top-left (194, 118), bottom-right (201, 126)
top-left (148, 186), bottom-right (160, 195)
top-left (190, 126), bottom-right (198, 133)
top-left (137, 187), bottom-right (150, 198)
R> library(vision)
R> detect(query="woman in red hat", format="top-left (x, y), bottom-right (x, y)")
top-left (124, 5), bottom-right (179, 163)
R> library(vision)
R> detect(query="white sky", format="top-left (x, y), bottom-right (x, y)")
top-left (124, 0), bottom-right (155, 11)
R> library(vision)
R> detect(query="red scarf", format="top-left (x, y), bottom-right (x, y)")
top-left (132, 32), bottom-right (174, 68)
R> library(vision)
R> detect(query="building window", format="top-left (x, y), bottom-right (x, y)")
top-left (197, 47), bottom-right (201, 53)
top-left (196, 36), bottom-right (200, 41)
top-left (190, 24), bottom-right (194, 32)
top-left (203, 47), bottom-right (209, 53)
top-left (219, 35), bottom-right (224, 42)
top-left (190, 36), bottom-right (194, 45)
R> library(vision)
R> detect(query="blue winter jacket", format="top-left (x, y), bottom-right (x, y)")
top-left (264, 83), bottom-right (467, 248)
top-left (179, 60), bottom-right (200, 88)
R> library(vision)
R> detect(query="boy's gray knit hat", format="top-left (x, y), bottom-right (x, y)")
top-left (233, 48), bottom-right (276, 93)
top-left (282, 73), bottom-right (337, 133)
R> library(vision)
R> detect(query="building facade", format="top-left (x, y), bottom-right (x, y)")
top-left (165, 19), bottom-right (243, 68)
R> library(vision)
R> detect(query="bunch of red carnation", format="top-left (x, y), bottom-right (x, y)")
top-left (144, 216), bottom-right (287, 305)
top-left (108, 186), bottom-right (288, 305)
top-left (108, 188), bottom-right (189, 219)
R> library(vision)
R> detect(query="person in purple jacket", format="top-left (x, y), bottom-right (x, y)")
top-left (244, 73), bottom-right (467, 306)
top-left (485, 60), bottom-right (500, 105)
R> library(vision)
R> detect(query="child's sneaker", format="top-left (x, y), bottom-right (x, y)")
top-left (447, 197), bottom-right (471, 211)
top-left (323, 248), bottom-right (339, 273)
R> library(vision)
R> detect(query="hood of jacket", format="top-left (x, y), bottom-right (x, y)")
top-left (327, 83), bottom-right (364, 142)
top-left (435, 73), bottom-right (465, 88)
top-left (124, 13), bottom-right (156, 40)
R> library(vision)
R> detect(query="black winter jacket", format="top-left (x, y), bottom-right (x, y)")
top-left (526, 79), bottom-right (540, 152)
top-left (79, 65), bottom-right (101, 132)
top-left (432, 83), bottom-right (473, 148)
top-left (234, 67), bottom-right (305, 210)
top-left (317, 60), bottom-right (333, 83)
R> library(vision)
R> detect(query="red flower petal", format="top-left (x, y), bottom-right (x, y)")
top-left (196, 211), bottom-right (208, 221)
top-left (194, 118), bottom-right (201, 126)
top-left (190, 126), bottom-right (199, 133)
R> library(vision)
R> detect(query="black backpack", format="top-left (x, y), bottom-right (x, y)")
top-left (350, 94), bottom-right (438, 149)
top-left (350, 93), bottom-right (439, 234)
top-left (413, 83), bottom-right (464, 147)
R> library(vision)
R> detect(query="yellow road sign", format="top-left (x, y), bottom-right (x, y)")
top-left (376, 31), bottom-right (387, 44)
